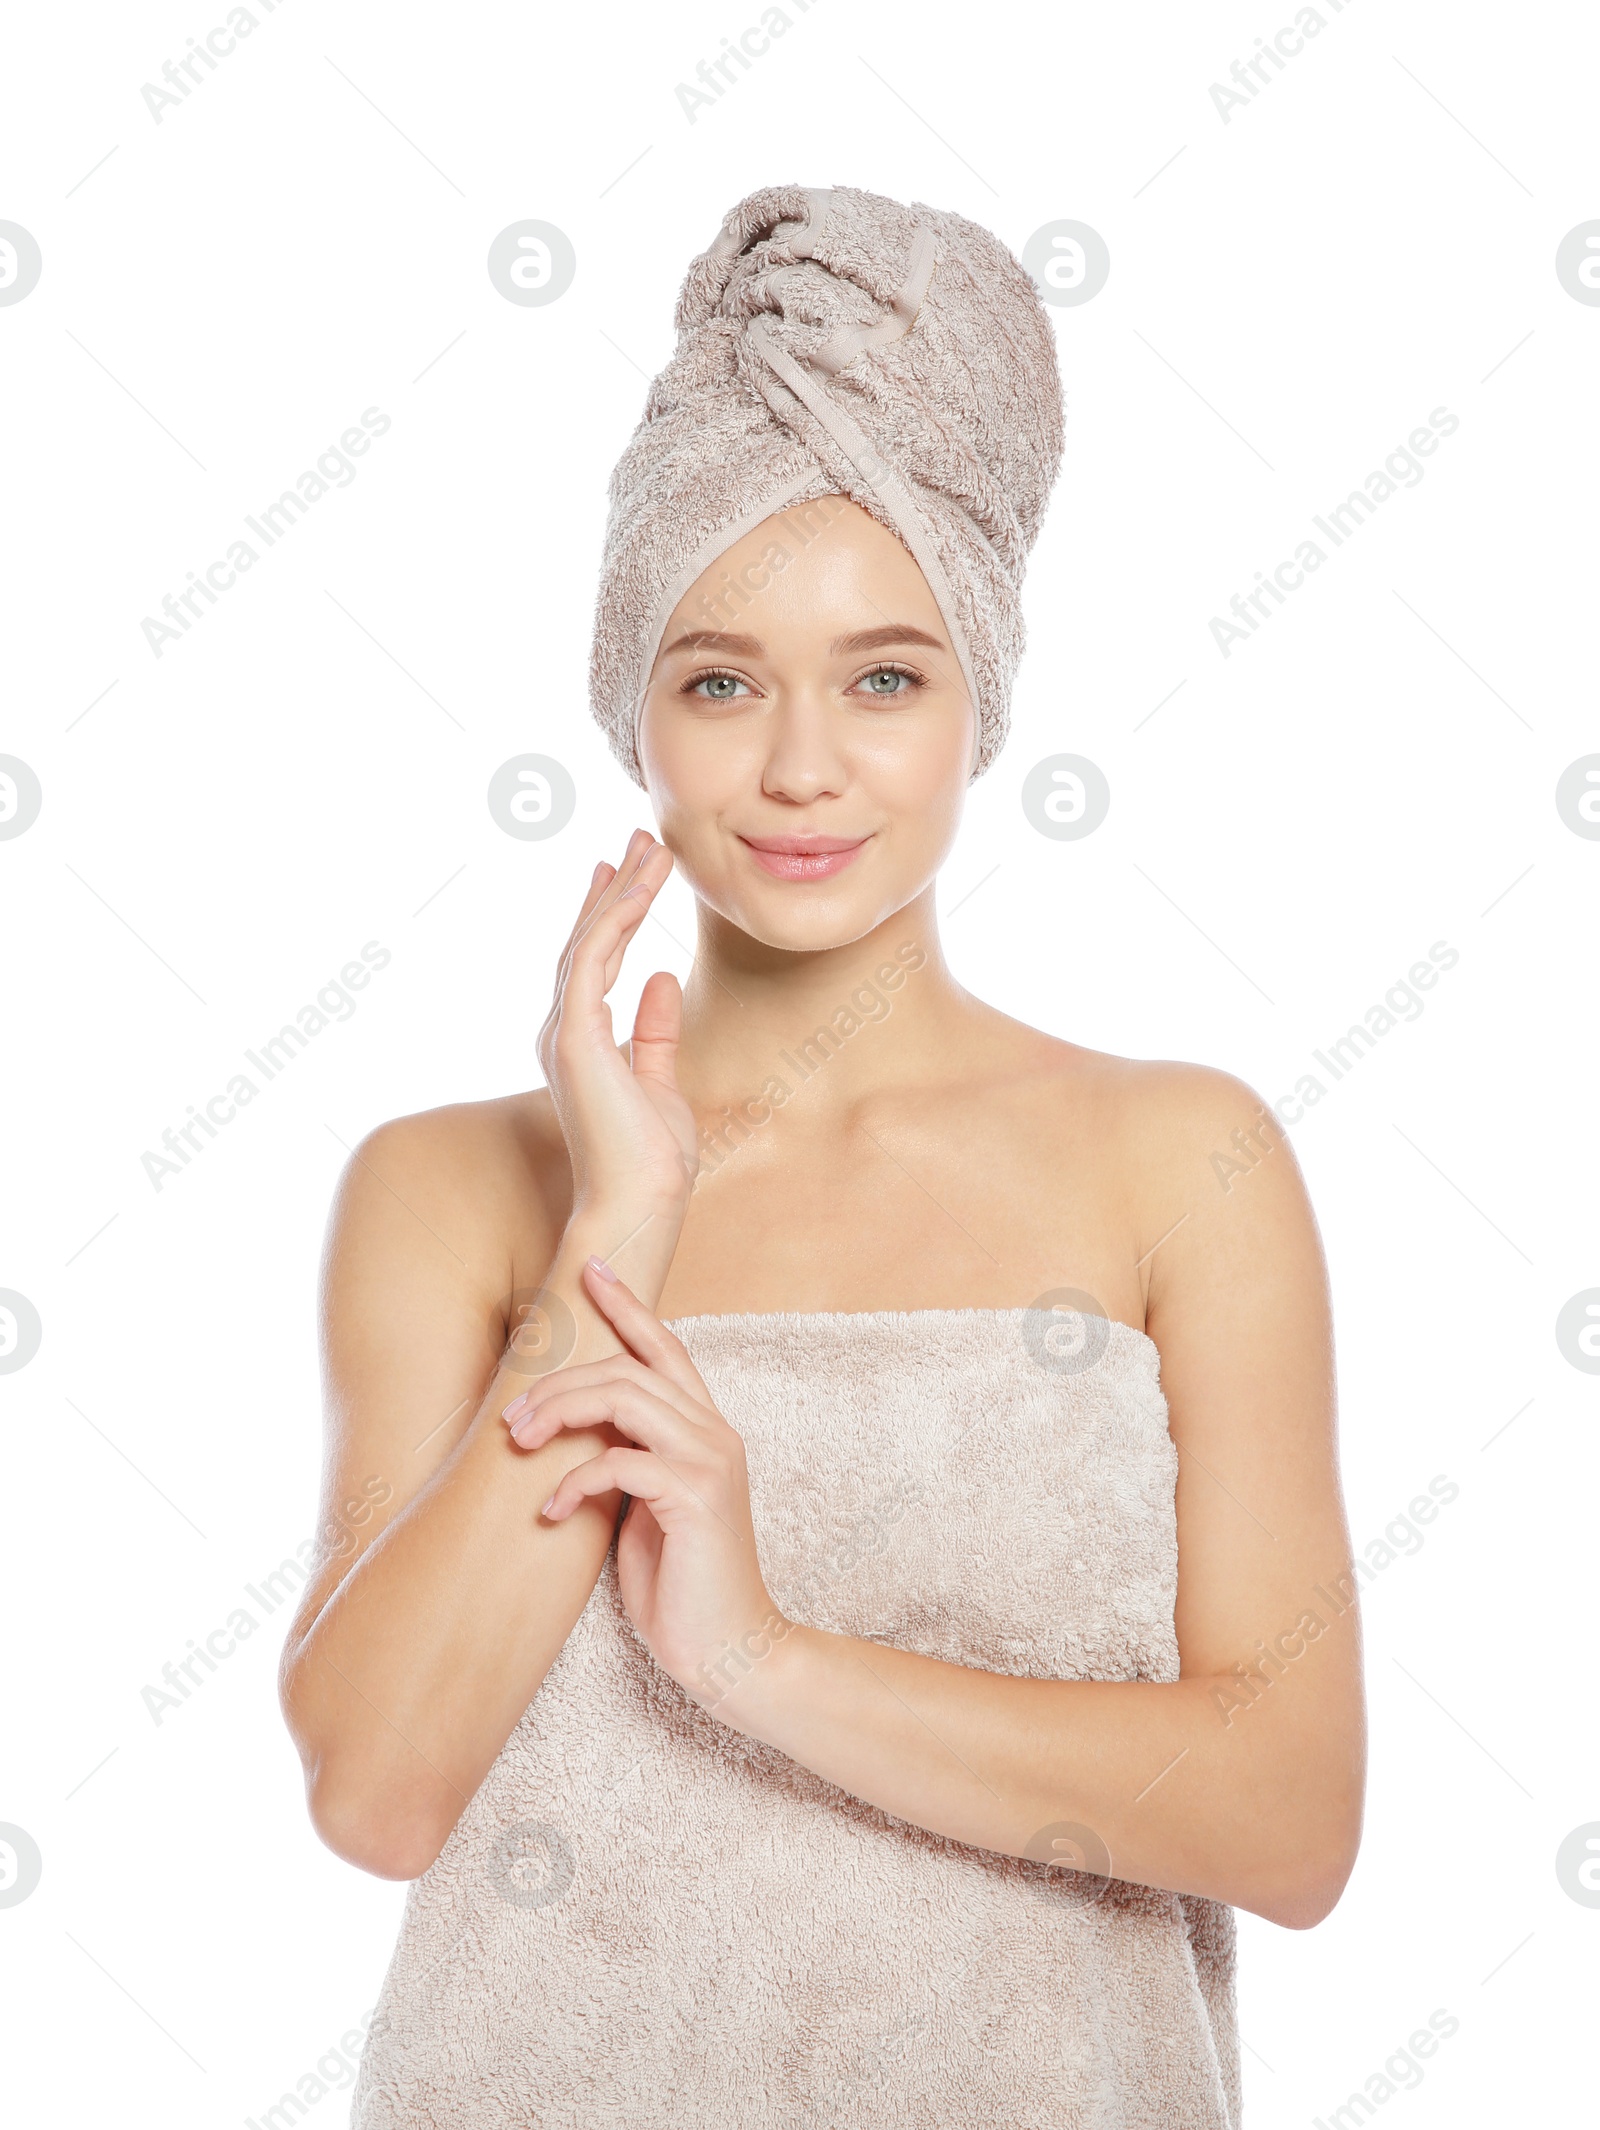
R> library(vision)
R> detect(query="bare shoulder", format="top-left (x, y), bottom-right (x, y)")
top-left (967, 1008), bottom-right (1319, 1287)
top-left (1096, 1053), bottom-right (1295, 1191)
top-left (281, 1090), bottom-right (573, 1659)
top-left (972, 1007), bottom-right (1291, 1197)
top-left (309, 1093), bottom-right (563, 1509)
top-left (986, 1024), bottom-right (1337, 1454)
top-left (1068, 1047), bottom-right (1329, 1362)
top-left (322, 1088), bottom-right (575, 1351)
top-left (348, 1085), bottom-right (567, 1189)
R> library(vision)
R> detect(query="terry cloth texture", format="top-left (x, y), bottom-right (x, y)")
top-left (588, 184), bottom-right (1066, 787)
top-left (350, 1309), bottom-right (1240, 2130)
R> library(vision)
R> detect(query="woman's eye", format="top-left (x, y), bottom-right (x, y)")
top-left (859, 666), bottom-right (913, 696)
top-left (690, 671), bottom-right (751, 700)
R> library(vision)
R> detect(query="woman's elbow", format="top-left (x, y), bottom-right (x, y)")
top-left (1259, 1864), bottom-right (1352, 1930)
top-left (304, 1762), bottom-right (455, 1882)
top-left (1254, 1810), bottom-right (1362, 1930)
top-left (279, 1656), bottom-right (459, 1880)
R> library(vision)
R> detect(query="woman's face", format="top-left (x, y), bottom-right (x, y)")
top-left (637, 496), bottom-right (975, 953)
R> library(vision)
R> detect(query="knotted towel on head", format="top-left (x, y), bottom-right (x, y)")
top-left (588, 183), bottom-right (1065, 787)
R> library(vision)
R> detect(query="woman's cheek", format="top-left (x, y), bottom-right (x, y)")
top-left (643, 704), bottom-right (751, 811)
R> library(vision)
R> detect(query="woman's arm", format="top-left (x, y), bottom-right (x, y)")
top-left (525, 1066), bottom-right (1364, 1929)
top-left (710, 1067), bottom-right (1364, 1927)
top-left (278, 1128), bottom-right (675, 1880)
top-left (279, 835), bottom-right (693, 1880)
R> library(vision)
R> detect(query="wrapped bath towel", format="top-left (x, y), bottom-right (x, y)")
top-left (351, 1310), bottom-right (1240, 2128)
top-left (588, 183), bottom-right (1066, 784)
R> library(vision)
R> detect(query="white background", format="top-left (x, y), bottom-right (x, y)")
top-left (2, 1), bottom-right (1596, 2123)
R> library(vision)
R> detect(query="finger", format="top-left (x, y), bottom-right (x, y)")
top-left (502, 1353), bottom-right (711, 1429)
top-left (552, 836), bottom-right (648, 997)
top-left (539, 856), bottom-right (625, 1057)
top-left (582, 1258), bottom-right (711, 1402)
top-left (629, 970), bottom-right (683, 1099)
top-left (543, 1445), bottom-right (685, 1522)
top-left (574, 859), bottom-right (618, 931)
top-left (541, 846), bottom-right (666, 1067)
top-left (559, 841), bottom-right (639, 966)
top-left (574, 831), bottom-right (655, 951)
top-left (553, 860), bottom-right (664, 1052)
top-left (506, 1378), bottom-right (699, 1457)
top-left (619, 1491), bottom-right (666, 1574)
top-left (562, 843), bottom-right (672, 1021)
top-left (585, 830), bottom-right (654, 926)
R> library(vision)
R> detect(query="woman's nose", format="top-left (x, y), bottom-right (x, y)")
top-left (759, 691), bottom-right (850, 803)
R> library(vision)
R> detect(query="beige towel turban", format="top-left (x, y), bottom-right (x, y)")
top-left (588, 183), bottom-right (1065, 786)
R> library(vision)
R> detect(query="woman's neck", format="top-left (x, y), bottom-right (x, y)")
top-left (670, 885), bottom-right (978, 1115)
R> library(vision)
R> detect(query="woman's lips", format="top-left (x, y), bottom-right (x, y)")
top-left (737, 834), bottom-right (870, 881)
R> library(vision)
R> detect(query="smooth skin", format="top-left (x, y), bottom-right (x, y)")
top-left (281, 496), bottom-right (1365, 1928)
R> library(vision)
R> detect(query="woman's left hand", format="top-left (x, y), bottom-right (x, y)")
top-left (500, 1257), bottom-right (791, 1716)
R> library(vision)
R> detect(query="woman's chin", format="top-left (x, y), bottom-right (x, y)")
top-left (736, 906), bottom-right (883, 954)
top-left (694, 877), bottom-right (907, 956)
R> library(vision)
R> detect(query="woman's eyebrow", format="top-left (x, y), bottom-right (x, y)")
top-left (658, 629), bottom-right (764, 658)
top-left (829, 624), bottom-right (946, 654)
top-left (657, 621), bottom-right (948, 661)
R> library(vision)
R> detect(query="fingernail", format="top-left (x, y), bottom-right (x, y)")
top-left (586, 1254), bottom-right (617, 1283)
top-left (502, 1390), bottom-right (533, 1422)
top-left (540, 1493), bottom-right (558, 1517)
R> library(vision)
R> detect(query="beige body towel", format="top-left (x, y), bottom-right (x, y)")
top-left (351, 1310), bottom-right (1240, 2128)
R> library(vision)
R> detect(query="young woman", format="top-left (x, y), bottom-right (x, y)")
top-left (282, 184), bottom-right (1365, 2127)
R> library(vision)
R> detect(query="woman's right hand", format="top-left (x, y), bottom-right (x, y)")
top-left (538, 830), bottom-right (698, 1237)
